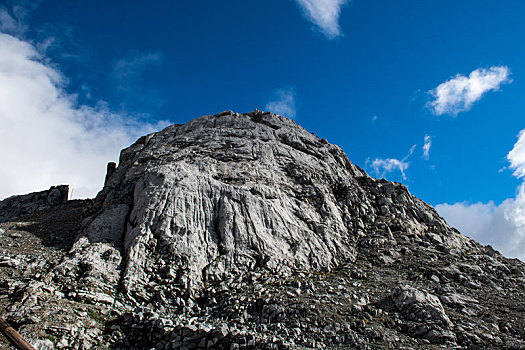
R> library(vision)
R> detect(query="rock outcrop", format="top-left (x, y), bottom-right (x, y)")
top-left (1, 110), bottom-right (525, 349)
top-left (59, 111), bottom-right (474, 302)
top-left (0, 185), bottom-right (68, 223)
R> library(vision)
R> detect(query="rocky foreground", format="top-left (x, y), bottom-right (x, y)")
top-left (1, 110), bottom-right (525, 349)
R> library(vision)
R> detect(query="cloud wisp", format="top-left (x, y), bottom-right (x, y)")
top-left (427, 66), bottom-right (511, 116)
top-left (0, 32), bottom-right (168, 199)
top-left (0, 5), bottom-right (28, 36)
top-left (111, 51), bottom-right (165, 91)
top-left (436, 129), bottom-right (525, 261)
top-left (265, 88), bottom-right (296, 119)
top-left (422, 134), bottom-right (431, 160)
top-left (294, 0), bottom-right (349, 39)
top-left (110, 51), bottom-right (166, 110)
top-left (368, 145), bottom-right (416, 180)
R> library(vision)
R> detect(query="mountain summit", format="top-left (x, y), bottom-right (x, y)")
top-left (1, 110), bottom-right (524, 349)
top-left (63, 110), bottom-right (471, 300)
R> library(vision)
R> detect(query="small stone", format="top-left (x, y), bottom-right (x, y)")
top-left (356, 296), bottom-right (369, 306)
top-left (212, 324), bottom-right (229, 339)
top-left (207, 338), bottom-right (219, 348)
top-left (430, 275), bottom-right (440, 283)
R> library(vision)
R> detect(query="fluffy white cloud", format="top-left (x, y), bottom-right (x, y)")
top-left (436, 129), bottom-right (525, 261)
top-left (435, 201), bottom-right (497, 239)
top-left (294, 0), bottom-right (349, 39)
top-left (0, 32), bottom-right (168, 199)
top-left (507, 129), bottom-right (525, 178)
top-left (368, 145), bottom-right (416, 180)
top-left (422, 134), bottom-right (431, 160)
top-left (265, 88), bottom-right (296, 118)
top-left (427, 66), bottom-right (511, 116)
top-left (436, 196), bottom-right (525, 261)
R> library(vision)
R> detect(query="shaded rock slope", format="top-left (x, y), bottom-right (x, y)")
top-left (1, 110), bottom-right (525, 350)
top-left (0, 185), bottom-right (69, 223)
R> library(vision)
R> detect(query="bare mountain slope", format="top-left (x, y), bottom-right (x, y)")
top-left (1, 110), bottom-right (524, 349)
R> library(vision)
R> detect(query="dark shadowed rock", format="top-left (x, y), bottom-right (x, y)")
top-left (0, 185), bottom-right (68, 223)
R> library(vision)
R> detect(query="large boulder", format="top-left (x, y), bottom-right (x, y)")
top-left (392, 284), bottom-right (452, 328)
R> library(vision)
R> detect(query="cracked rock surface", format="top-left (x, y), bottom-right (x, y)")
top-left (66, 110), bottom-right (368, 299)
top-left (1, 110), bottom-right (525, 349)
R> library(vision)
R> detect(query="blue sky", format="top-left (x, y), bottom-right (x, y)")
top-left (1, 0), bottom-right (525, 259)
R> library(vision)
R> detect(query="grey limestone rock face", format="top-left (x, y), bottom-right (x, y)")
top-left (58, 111), bottom-right (476, 301)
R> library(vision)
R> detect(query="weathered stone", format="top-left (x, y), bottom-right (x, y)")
top-left (391, 284), bottom-right (452, 328)
top-left (0, 185), bottom-right (68, 223)
top-left (440, 293), bottom-right (479, 307)
top-left (62, 111), bottom-right (367, 295)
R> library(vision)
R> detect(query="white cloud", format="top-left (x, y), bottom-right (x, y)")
top-left (436, 129), bottom-right (525, 261)
top-left (427, 66), bottom-right (511, 116)
top-left (422, 134), bottom-right (431, 160)
top-left (369, 158), bottom-right (410, 180)
top-left (294, 0), bottom-right (349, 39)
top-left (0, 32), bottom-right (168, 199)
top-left (507, 129), bottom-right (525, 178)
top-left (265, 88), bottom-right (296, 118)
top-left (436, 196), bottom-right (525, 261)
top-left (368, 145), bottom-right (416, 180)
top-left (435, 201), bottom-right (498, 240)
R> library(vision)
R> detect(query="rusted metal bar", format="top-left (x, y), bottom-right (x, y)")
top-left (0, 316), bottom-right (36, 350)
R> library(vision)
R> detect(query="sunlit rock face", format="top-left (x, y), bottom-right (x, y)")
top-left (61, 110), bottom-right (473, 301)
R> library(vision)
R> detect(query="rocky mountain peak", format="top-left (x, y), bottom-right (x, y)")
top-left (1, 110), bottom-right (524, 349)
top-left (69, 110), bottom-right (469, 299)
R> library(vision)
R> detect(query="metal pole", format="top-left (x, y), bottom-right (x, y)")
top-left (0, 316), bottom-right (36, 350)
